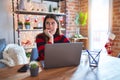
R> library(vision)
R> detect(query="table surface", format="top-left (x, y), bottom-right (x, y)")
top-left (0, 53), bottom-right (120, 80)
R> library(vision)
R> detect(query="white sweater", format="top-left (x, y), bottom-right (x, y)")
top-left (0, 44), bottom-right (28, 67)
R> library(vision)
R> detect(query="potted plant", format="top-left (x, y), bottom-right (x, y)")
top-left (74, 11), bottom-right (88, 38)
top-left (18, 21), bottom-right (23, 29)
top-left (29, 61), bottom-right (39, 76)
top-left (24, 21), bottom-right (30, 29)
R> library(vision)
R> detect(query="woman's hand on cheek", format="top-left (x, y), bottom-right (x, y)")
top-left (44, 29), bottom-right (54, 43)
top-left (44, 29), bottom-right (53, 38)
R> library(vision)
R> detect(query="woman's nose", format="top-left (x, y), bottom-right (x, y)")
top-left (48, 24), bottom-right (53, 28)
top-left (49, 23), bottom-right (54, 26)
top-left (46, 25), bottom-right (52, 29)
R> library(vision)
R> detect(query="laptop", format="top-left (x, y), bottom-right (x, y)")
top-left (41, 42), bottom-right (83, 69)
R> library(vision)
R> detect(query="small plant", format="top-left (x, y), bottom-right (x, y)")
top-left (24, 21), bottom-right (31, 29)
top-left (18, 21), bottom-right (23, 25)
top-left (29, 61), bottom-right (39, 69)
top-left (29, 61), bottom-right (39, 76)
top-left (73, 34), bottom-right (84, 38)
top-left (18, 21), bottom-right (23, 29)
top-left (26, 52), bottom-right (31, 58)
top-left (24, 21), bottom-right (30, 25)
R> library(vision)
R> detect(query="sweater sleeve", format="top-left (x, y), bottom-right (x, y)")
top-left (35, 34), bottom-right (45, 61)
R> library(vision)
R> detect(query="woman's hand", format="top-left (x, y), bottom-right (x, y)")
top-left (44, 29), bottom-right (54, 43)
top-left (44, 29), bottom-right (53, 38)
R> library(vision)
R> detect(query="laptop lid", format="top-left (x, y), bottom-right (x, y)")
top-left (44, 42), bottom-right (83, 69)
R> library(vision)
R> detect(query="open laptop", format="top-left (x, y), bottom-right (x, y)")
top-left (41, 42), bottom-right (83, 69)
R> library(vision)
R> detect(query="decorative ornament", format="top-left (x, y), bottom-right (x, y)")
top-left (74, 11), bottom-right (88, 27)
top-left (18, 0), bottom-right (25, 10)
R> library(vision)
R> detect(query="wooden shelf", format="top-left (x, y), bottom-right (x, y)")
top-left (19, 29), bottom-right (43, 32)
top-left (44, 0), bottom-right (64, 2)
top-left (13, 0), bottom-right (66, 47)
top-left (15, 10), bottom-right (66, 16)
top-left (71, 37), bottom-right (88, 40)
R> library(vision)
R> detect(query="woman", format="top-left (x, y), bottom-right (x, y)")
top-left (35, 14), bottom-right (70, 61)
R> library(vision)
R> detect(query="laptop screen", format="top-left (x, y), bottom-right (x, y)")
top-left (44, 42), bottom-right (83, 69)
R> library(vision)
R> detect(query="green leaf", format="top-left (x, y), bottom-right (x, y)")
top-left (79, 12), bottom-right (88, 26)
top-left (75, 13), bottom-right (80, 26)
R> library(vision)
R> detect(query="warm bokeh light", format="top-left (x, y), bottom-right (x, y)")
top-left (89, 0), bottom-right (110, 51)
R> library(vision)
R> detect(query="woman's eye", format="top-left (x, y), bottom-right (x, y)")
top-left (52, 22), bottom-right (55, 25)
top-left (46, 22), bottom-right (56, 26)
top-left (46, 22), bottom-right (49, 25)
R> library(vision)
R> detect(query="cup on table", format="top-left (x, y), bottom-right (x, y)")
top-left (86, 50), bottom-right (102, 67)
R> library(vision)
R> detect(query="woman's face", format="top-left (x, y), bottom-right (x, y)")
top-left (45, 18), bottom-right (58, 35)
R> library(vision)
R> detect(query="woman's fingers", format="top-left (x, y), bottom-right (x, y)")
top-left (44, 29), bottom-right (53, 38)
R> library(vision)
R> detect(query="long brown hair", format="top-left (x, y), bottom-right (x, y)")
top-left (43, 14), bottom-right (61, 42)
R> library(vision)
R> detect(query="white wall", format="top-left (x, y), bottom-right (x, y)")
top-left (0, 0), bottom-right (14, 44)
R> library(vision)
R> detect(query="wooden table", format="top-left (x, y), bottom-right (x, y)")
top-left (0, 64), bottom-right (77, 80)
top-left (0, 53), bottom-right (120, 80)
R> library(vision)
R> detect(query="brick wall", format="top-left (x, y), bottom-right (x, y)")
top-left (63, 0), bottom-right (88, 37)
top-left (112, 0), bottom-right (120, 56)
top-left (79, 0), bottom-right (88, 37)
top-left (65, 0), bottom-right (80, 37)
